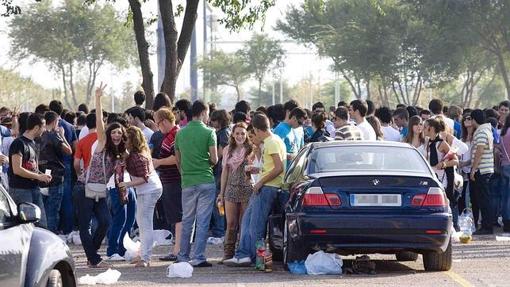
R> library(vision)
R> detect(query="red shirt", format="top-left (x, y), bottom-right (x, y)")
top-left (75, 132), bottom-right (98, 170)
top-left (158, 126), bottom-right (180, 183)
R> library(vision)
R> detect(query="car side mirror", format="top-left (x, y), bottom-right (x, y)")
top-left (17, 202), bottom-right (41, 224)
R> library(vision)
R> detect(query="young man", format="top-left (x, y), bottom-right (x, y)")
top-left (224, 113), bottom-right (286, 267)
top-left (126, 106), bottom-right (153, 143)
top-left (38, 111), bottom-right (73, 233)
top-left (8, 113), bottom-right (51, 228)
top-left (175, 99), bottom-right (192, 128)
top-left (448, 105), bottom-right (463, 139)
top-left (349, 100), bottom-right (376, 141)
top-left (273, 107), bottom-right (306, 166)
top-left (333, 107), bottom-right (363, 141)
top-left (74, 113), bottom-right (97, 177)
top-left (470, 109), bottom-right (495, 235)
top-left (134, 90), bottom-right (146, 108)
top-left (375, 107), bottom-right (401, 142)
top-left (392, 108), bottom-right (410, 139)
top-left (175, 100), bottom-right (218, 267)
top-left (429, 99), bottom-right (455, 131)
top-left (49, 100), bottom-right (77, 235)
top-left (498, 100), bottom-right (510, 128)
top-left (419, 109), bottom-right (432, 121)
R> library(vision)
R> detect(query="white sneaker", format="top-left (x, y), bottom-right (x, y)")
top-left (223, 256), bottom-right (251, 267)
top-left (107, 254), bottom-right (125, 261)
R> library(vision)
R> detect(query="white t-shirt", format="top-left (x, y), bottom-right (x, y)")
top-left (79, 126), bottom-right (90, 140)
top-left (382, 125), bottom-right (401, 142)
top-left (357, 119), bottom-right (377, 141)
top-left (142, 126), bottom-right (154, 143)
top-left (325, 120), bottom-right (336, 137)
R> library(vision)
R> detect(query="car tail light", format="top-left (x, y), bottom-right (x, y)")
top-left (302, 187), bottom-right (341, 207)
top-left (411, 187), bottom-right (448, 207)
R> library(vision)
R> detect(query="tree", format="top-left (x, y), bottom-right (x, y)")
top-left (197, 50), bottom-right (251, 102)
top-left (0, 68), bottom-right (54, 110)
top-left (9, 0), bottom-right (136, 108)
top-left (241, 34), bottom-right (285, 100)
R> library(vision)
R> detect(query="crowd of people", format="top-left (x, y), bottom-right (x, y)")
top-left (0, 85), bottom-right (509, 270)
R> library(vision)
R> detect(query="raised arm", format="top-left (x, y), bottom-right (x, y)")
top-left (94, 82), bottom-right (108, 152)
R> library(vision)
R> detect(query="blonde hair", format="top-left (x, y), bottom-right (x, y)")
top-left (126, 126), bottom-right (150, 154)
top-left (154, 108), bottom-right (175, 124)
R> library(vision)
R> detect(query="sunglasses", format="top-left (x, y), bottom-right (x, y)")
top-left (464, 116), bottom-right (472, 120)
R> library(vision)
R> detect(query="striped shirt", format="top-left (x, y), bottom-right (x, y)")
top-left (335, 125), bottom-right (363, 141)
top-left (472, 123), bottom-right (494, 175)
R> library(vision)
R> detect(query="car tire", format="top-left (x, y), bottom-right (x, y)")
top-left (283, 219), bottom-right (308, 267)
top-left (396, 251), bottom-right (419, 262)
top-left (47, 269), bottom-right (63, 287)
top-left (423, 239), bottom-right (452, 272)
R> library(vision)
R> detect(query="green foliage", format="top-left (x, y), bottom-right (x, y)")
top-left (198, 50), bottom-right (251, 101)
top-left (209, 0), bottom-right (276, 31)
top-left (8, 0), bottom-right (136, 107)
top-left (0, 68), bottom-right (54, 110)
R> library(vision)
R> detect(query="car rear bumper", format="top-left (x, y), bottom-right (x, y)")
top-left (287, 212), bottom-right (452, 254)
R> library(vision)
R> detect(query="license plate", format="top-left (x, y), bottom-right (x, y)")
top-left (351, 194), bottom-right (402, 207)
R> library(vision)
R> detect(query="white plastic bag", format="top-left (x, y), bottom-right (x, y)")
top-left (459, 209), bottom-right (476, 235)
top-left (78, 269), bottom-right (121, 285)
top-left (167, 262), bottom-right (193, 278)
top-left (304, 251), bottom-right (343, 275)
top-left (123, 234), bottom-right (140, 262)
top-left (153, 229), bottom-right (172, 246)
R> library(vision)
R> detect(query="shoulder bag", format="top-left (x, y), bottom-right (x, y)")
top-left (85, 152), bottom-right (107, 202)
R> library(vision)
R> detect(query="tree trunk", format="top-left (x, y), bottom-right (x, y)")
top-left (365, 79), bottom-right (371, 100)
top-left (495, 50), bottom-right (510, 99)
top-left (68, 61), bottom-right (78, 109)
top-left (257, 78), bottom-right (263, 101)
top-left (129, 0), bottom-right (155, 109)
top-left (159, 0), bottom-right (178, 103)
top-left (60, 63), bottom-right (73, 109)
top-left (235, 85), bottom-right (242, 103)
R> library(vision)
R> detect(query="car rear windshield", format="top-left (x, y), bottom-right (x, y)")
top-left (307, 146), bottom-right (430, 174)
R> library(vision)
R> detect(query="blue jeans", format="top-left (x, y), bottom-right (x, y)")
top-left (9, 187), bottom-right (47, 228)
top-left (235, 186), bottom-right (279, 261)
top-left (178, 183), bottom-right (216, 265)
top-left (501, 166), bottom-right (510, 222)
top-left (43, 184), bottom-right (64, 233)
top-left (60, 162), bottom-right (74, 234)
top-left (75, 183), bottom-right (112, 265)
top-left (107, 188), bottom-right (136, 257)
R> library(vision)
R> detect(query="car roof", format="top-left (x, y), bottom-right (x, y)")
top-left (310, 140), bottom-right (414, 149)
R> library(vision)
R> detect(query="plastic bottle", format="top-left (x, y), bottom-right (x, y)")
top-left (255, 239), bottom-right (265, 271)
top-left (217, 200), bottom-right (225, 216)
top-left (264, 243), bottom-right (273, 273)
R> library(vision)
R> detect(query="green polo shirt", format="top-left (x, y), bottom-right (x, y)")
top-left (175, 120), bottom-right (217, 188)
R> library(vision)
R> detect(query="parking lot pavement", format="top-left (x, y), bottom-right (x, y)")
top-left (72, 234), bottom-right (510, 287)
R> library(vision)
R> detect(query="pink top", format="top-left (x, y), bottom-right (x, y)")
top-left (222, 146), bottom-right (247, 171)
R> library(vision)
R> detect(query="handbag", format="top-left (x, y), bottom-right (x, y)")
top-left (85, 152), bottom-right (107, 202)
top-left (115, 167), bottom-right (128, 205)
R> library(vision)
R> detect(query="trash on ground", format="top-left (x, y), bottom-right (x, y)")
top-left (123, 234), bottom-right (140, 262)
top-left (167, 262), bottom-right (193, 278)
top-left (344, 255), bottom-right (376, 275)
top-left (207, 236), bottom-right (224, 245)
top-left (496, 235), bottom-right (510, 241)
top-left (304, 250), bottom-right (343, 275)
top-left (459, 209), bottom-right (476, 235)
top-left (288, 260), bottom-right (307, 274)
top-left (153, 229), bottom-right (172, 246)
top-left (78, 269), bottom-right (121, 285)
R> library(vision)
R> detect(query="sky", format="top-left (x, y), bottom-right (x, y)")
top-left (0, 0), bottom-right (336, 109)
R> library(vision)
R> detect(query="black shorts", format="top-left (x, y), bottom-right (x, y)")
top-left (161, 181), bottom-right (182, 224)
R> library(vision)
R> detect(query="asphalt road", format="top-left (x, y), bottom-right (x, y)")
top-left (71, 232), bottom-right (510, 287)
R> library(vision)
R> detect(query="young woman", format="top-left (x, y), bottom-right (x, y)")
top-left (153, 108), bottom-right (183, 262)
top-left (309, 112), bottom-right (328, 143)
top-left (458, 114), bottom-right (475, 216)
top-left (218, 122), bottom-right (253, 262)
top-left (120, 126), bottom-right (163, 267)
top-left (424, 118), bottom-right (460, 230)
top-left (498, 115), bottom-right (510, 232)
top-left (77, 83), bottom-right (124, 268)
top-left (404, 115), bottom-right (426, 155)
top-left (366, 115), bottom-right (384, 141)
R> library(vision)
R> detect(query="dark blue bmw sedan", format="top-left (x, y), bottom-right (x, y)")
top-left (269, 141), bottom-right (453, 271)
